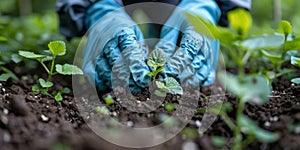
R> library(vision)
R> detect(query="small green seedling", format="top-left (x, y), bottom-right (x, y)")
top-left (155, 77), bottom-right (183, 97)
top-left (95, 106), bottom-right (109, 115)
top-left (104, 94), bottom-right (114, 105)
top-left (164, 103), bottom-right (176, 112)
top-left (214, 72), bottom-right (278, 150)
top-left (147, 48), bottom-right (167, 79)
top-left (19, 41), bottom-right (83, 101)
top-left (291, 56), bottom-right (300, 84)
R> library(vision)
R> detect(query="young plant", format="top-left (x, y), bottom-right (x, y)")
top-left (164, 103), bottom-right (176, 112)
top-left (291, 56), bottom-right (300, 84)
top-left (104, 94), bottom-right (115, 106)
top-left (213, 72), bottom-right (278, 150)
top-left (187, 8), bottom-right (278, 149)
top-left (147, 48), bottom-right (167, 79)
top-left (19, 40), bottom-right (83, 101)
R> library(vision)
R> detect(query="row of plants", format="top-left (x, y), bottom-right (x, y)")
top-left (185, 8), bottom-right (300, 149)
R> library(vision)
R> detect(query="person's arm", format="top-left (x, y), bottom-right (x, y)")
top-left (56, 0), bottom-right (98, 40)
top-left (215, 0), bottom-right (252, 27)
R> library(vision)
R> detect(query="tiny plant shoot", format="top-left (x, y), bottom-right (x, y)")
top-left (147, 48), bottom-right (167, 79)
top-left (147, 48), bottom-right (183, 97)
top-left (19, 41), bottom-right (83, 101)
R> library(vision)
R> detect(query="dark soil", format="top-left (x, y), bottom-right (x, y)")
top-left (0, 73), bottom-right (300, 150)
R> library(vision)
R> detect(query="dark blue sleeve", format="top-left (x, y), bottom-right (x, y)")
top-left (56, 0), bottom-right (99, 39)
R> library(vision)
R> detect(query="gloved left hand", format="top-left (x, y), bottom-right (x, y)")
top-left (82, 0), bottom-right (151, 93)
top-left (155, 0), bottom-right (221, 88)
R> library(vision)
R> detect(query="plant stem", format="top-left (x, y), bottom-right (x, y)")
top-left (48, 56), bottom-right (56, 82)
top-left (220, 112), bottom-right (236, 131)
top-left (40, 61), bottom-right (49, 73)
top-left (233, 98), bottom-right (244, 150)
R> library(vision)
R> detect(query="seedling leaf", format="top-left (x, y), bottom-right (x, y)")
top-left (48, 41), bottom-right (66, 56)
top-left (228, 8), bottom-right (252, 36)
top-left (239, 115), bottom-right (278, 142)
top-left (95, 106), bottom-right (109, 115)
top-left (291, 56), bottom-right (300, 67)
top-left (39, 78), bottom-right (53, 88)
top-left (165, 77), bottom-right (183, 95)
top-left (261, 50), bottom-right (283, 64)
top-left (104, 95), bottom-right (114, 105)
top-left (282, 37), bottom-right (300, 52)
top-left (0, 36), bottom-right (7, 42)
top-left (0, 73), bottom-right (10, 81)
top-left (55, 64), bottom-right (83, 75)
top-left (242, 35), bottom-right (285, 51)
top-left (277, 20), bottom-right (292, 36)
top-left (147, 48), bottom-right (167, 69)
top-left (55, 92), bottom-right (63, 101)
top-left (291, 78), bottom-right (300, 84)
top-left (19, 51), bottom-right (47, 59)
top-left (212, 136), bottom-right (227, 147)
top-left (165, 103), bottom-right (176, 112)
top-left (11, 54), bottom-right (22, 63)
top-left (218, 72), bottom-right (271, 104)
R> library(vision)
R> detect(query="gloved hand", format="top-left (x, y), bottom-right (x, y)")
top-left (82, 0), bottom-right (151, 93)
top-left (155, 0), bottom-right (221, 88)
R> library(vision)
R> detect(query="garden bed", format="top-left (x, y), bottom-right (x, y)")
top-left (1, 73), bottom-right (299, 150)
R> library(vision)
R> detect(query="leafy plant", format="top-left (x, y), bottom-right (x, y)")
top-left (19, 40), bottom-right (83, 101)
top-left (147, 48), bottom-right (167, 79)
top-left (186, 8), bottom-right (279, 149)
top-left (146, 48), bottom-right (183, 97)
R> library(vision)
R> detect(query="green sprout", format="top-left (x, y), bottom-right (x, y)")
top-left (104, 94), bottom-right (115, 106)
top-left (147, 48), bottom-right (167, 79)
top-left (19, 41), bottom-right (83, 101)
top-left (155, 77), bottom-right (183, 97)
top-left (95, 106), bottom-right (109, 115)
top-left (214, 72), bottom-right (278, 150)
top-left (164, 103), bottom-right (176, 112)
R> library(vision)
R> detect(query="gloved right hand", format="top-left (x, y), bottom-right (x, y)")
top-left (82, 0), bottom-right (151, 93)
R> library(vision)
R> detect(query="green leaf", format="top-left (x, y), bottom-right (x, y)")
top-left (218, 72), bottom-right (271, 104)
top-left (19, 50), bottom-right (47, 59)
top-left (164, 77), bottom-right (183, 95)
top-left (60, 87), bottom-right (71, 94)
top-left (277, 20), bottom-right (293, 36)
top-left (11, 54), bottom-right (22, 63)
top-left (55, 64), bottom-right (83, 75)
top-left (242, 35), bottom-right (285, 51)
top-left (156, 81), bottom-right (166, 90)
top-left (228, 8), bottom-right (252, 36)
top-left (147, 48), bottom-right (167, 69)
top-left (283, 38), bottom-right (300, 52)
top-left (48, 41), bottom-right (66, 56)
top-left (32, 84), bottom-right (41, 94)
top-left (104, 95), bottom-right (114, 105)
top-left (291, 78), bottom-right (300, 84)
top-left (212, 136), bottom-right (227, 147)
top-left (154, 90), bottom-right (166, 97)
top-left (165, 103), bottom-right (176, 112)
top-left (238, 115), bottom-right (278, 143)
top-left (261, 50), bottom-right (283, 64)
top-left (185, 12), bottom-right (235, 45)
top-left (39, 78), bottom-right (53, 88)
top-left (55, 92), bottom-right (63, 101)
top-left (95, 106), bottom-right (109, 115)
top-left (0, 73), bottom-right (10, 81)
top-left (0, 36), bottom-right (7, 42)
top-left (291, 56), bottom-right (300, 67)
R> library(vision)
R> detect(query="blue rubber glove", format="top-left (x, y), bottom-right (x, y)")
top-left (82, 0), bottom-right (151, 92)
top-left (155, 0), bottom-right (221, 88)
